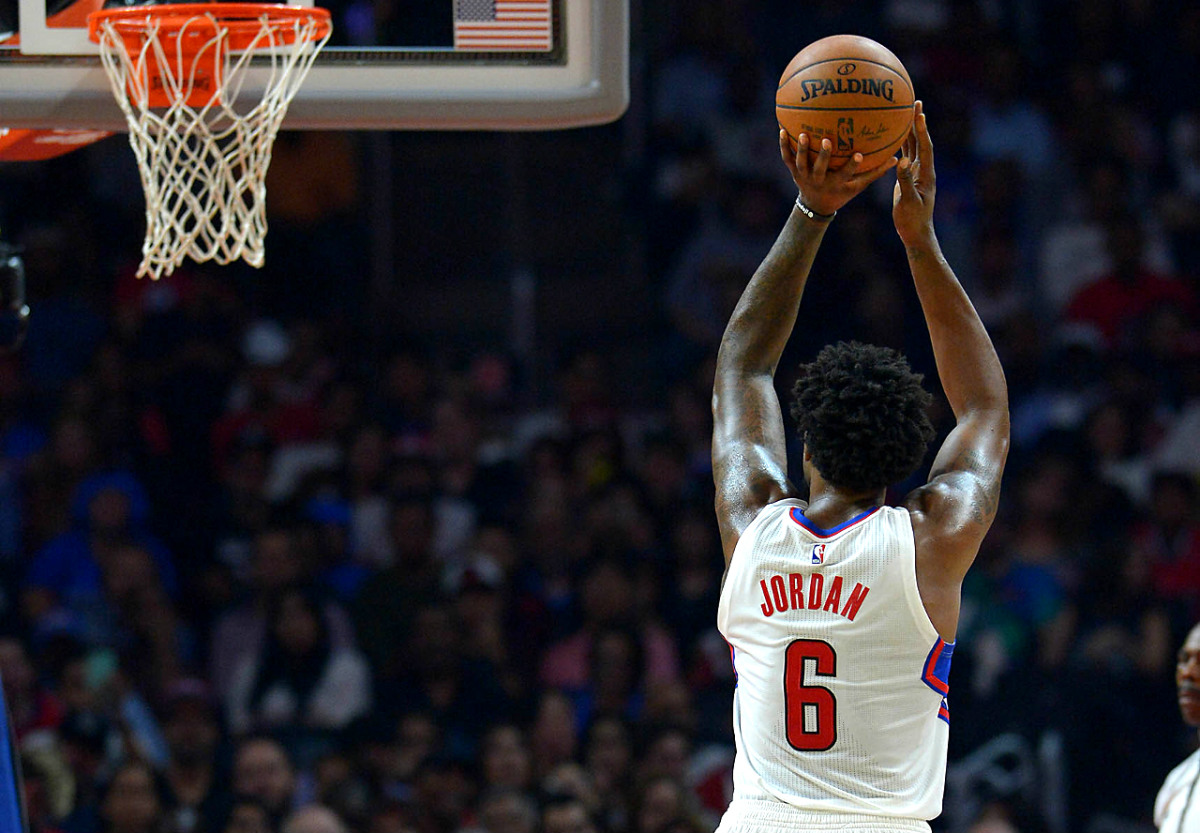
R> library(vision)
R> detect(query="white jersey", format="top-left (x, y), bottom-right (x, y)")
top-left (716, 499), bottom-right (952, 823)
top-left (1156, 748), bottom-right (1200, 832)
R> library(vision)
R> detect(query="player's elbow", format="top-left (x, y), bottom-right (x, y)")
top-left (958, 395), bottom-right (1010, 430)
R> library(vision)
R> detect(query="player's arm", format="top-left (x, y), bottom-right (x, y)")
top-left (712, 133), bottom-right (896, 566)
top-left (895, 103), bottom-right (1010, 596)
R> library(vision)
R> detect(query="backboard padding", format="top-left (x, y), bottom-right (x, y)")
top-left (0, 0), bottom-right (627, 130)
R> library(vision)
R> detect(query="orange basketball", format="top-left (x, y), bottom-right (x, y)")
top-left (776, 35), bottom-right (914, 171)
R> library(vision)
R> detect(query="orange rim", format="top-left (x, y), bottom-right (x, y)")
top-left (87, 3), bottom-right (332, 49)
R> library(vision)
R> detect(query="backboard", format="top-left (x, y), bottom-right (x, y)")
top-left (0, 0), bottom-right (627, 130)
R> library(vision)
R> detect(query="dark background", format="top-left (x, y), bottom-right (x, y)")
top-left (0, 1), bottom-right (1199, 832)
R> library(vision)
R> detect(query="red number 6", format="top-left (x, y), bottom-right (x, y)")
top-left (784, 639), bottom-right (837, 751)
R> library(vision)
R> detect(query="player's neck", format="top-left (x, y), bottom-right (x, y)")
top-left (805, 474), bottom-right (885, 528)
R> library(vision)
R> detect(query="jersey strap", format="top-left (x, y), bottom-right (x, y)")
top-left (921, 637), bottom-right (954, 724)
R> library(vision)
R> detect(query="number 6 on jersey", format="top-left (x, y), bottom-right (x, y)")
top-left (784, 639), bottom-right (837, 751)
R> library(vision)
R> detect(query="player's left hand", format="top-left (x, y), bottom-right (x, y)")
top-left (892, 100), bottom-right (936, 247)
top-left (780, 130), bottom-right (898, 217)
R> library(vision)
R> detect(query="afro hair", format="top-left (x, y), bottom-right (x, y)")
top-left (790, 341), bottom-right (936, 493)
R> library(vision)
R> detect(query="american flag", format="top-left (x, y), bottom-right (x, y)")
top-left (453, 0), bottom-right (553, 51)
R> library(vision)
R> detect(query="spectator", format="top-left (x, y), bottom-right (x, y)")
top-left (660, 509), bottom-right (723, 666)
top-left (1081, 399), bottom-right (1152, 507)
top-left (1056, 543), bottom-right (1177, 821)
top-left (23, 473), bottom-right (175, 627)
top-left (539, 767), bottom-right (599, 818)
top-left (409, 755), bottom-right (475, 833)
top-left (341, 423), bottom-right (395, 568)
top-left (390, 711), bottom-right (441, 791)
top-left (637, 725), bottom-right (690, 785)
top-left (281, 804), bottom-right (350, 833)
top-left (384, 603), bottom-right (512, 760)
top-left (540, 557), bottom-right (680, 695)
top-left (210, 526), bottom-right (356, 695)
top-left (1065, 218), bottom-right (1195, 349)
top-left (0, 636), bottom-right (63, 742)
top-left (631, 776), bottom-right (698, 833)
top-left (21, 415), bottom-right (100, 553)
top-left (1133, 471), bottom-right (1200, 632)
top-left (969, 41), bottom-right (1053, 178)
top-left (529, 691), bottom-right (577, 779)
top-left (98, 760), bottom-right (167, 833)
top-left (966, 228), bottom-right (1030, 335)
top-left (210, 319), bottom-right (321, 479)
top-left (22, 746), bottom-right (72, 833)
top-left (309, 750), bottom-right (370, 829)
top-left (1039, 158), bottom-right (1176, 312)
top-left (220, 798), bottom-right (272, 833)
top-left (1162, 106), bottom-right (1200, 276)
top-left (225, 587), bottom-right (372, 743)
top-left (540, 795), bottom-right (598, 833)
top-left (92, 542), bottom-right (189, 696)
top-left (446, 555), bottom-right (512, 677)
top-left (205, 428), bottom-right (274, 582)
top-left (160, 679), bottom-right (228, 833)
top-left (478, 724), bottom-right (532, 793)
top-left (474, 789), bottom-right (537, 833)
top-left (663, 174), bottom-right (786, 362)
top-left (570, 627), bottom-right (648, 731)
top-left (583, 716), bottom-right (633, 833)
top-left (353, 490), bottom-right (441, 680)
top-left (232, 737), bottom-right (297, 827)
top-left (57, 709), bottom-right (116, 833)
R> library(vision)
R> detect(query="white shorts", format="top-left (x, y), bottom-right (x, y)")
top-left (716, 798), bottom-right (933, 833)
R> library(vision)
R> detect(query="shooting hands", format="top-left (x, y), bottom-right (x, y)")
top-left (780, 130), bottom-right (898, 218)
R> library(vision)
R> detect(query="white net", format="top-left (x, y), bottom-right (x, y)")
top-left (92, 7), bottom-right (331, 279)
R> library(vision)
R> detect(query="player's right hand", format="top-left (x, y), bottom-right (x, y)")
top-left (780, 130), bottom-right (897, 218)
top-left (892, 101), bottom-right (936, 247)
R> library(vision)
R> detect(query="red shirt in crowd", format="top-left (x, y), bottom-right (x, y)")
top-left (1066, 269), bottom-right (1195, 346)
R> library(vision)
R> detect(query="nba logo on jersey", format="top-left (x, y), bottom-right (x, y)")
top-left (811, 544), bottom-right (826, 564)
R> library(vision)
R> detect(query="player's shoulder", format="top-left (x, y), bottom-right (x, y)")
top-left (902, 472), bottom-right (986, 538)
top-left (748, 496), bottom-right (808, 530)
top-left (902, 475), bottom-right (958, 515)
top-left (1163, 748), bottom-right (1200, 792)
top-left (1156, 748), bottom-right (1200, 824)
top-left (729, 497), bottom-right (807, 554)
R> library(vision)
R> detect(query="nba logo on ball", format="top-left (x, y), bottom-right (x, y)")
top-left (812, 544), bottom-right (826, 564)
top-left (836, 118), bottom-right (854, 151)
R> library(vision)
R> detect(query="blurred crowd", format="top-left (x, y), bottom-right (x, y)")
top-left (0, 1), bottom-right (1199, 833)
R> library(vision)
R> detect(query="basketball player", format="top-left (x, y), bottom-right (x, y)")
top-left (1156, 621), bottom-right (1200, 832)
top-left (711, 101), bottom-right (1009, 833)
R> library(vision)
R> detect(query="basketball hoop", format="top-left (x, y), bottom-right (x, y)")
top-left (88, 3), bottom-right (332, 279)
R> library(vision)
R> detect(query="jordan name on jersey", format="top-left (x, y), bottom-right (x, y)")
top-left (756, 568), bottom-right (870, 621)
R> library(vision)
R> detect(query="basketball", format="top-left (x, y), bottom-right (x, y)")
top-left (776, 35), bottom-right (914, 171)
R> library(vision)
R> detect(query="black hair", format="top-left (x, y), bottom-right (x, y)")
top-left (790, 341), bottom-right (935, 493)
top-left (248, 586), bottom-right (332, 715)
